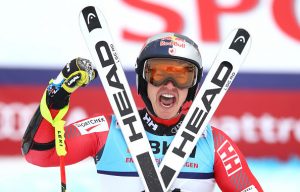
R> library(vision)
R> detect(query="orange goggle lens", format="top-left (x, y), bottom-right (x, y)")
top-left (143, 58), bottom-right (198, 89)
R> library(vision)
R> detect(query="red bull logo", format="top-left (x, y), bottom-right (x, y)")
top-left (160, 35), bottom-right (186, 48)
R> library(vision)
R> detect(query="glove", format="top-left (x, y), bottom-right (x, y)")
top-left (60, 57), bottom-right (97, 93)
top-left (46, 57), bottom-right (97, 109)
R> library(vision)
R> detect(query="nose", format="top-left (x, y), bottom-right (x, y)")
top-left (164, 80), bottom-right (176, 89)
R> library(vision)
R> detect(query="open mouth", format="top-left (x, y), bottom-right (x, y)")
top-left (159, 93), bottom-right (177, 108)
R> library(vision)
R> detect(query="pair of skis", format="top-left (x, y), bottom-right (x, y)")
top-left (76, 5), bottom-right (251, 192)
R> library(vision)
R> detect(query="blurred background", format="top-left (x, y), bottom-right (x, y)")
top-left (0, 0), bottom-right (299, 191)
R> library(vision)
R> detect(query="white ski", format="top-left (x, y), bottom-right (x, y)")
top-left (158, 28), bottom-right (251, 190)
top-left (79, 6), bottom-right (165, 192)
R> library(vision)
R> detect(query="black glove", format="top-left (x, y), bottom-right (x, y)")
top-left (46, 57), bottom-right (97, 109)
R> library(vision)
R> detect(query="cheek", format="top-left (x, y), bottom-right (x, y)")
top-left (179, 89), bottom-right (189, 103)
top-left (147, 84), bottom-right (158, 102)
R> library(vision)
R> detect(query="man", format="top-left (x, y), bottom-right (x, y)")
top-left (22, 32), bottom-right (263, 191)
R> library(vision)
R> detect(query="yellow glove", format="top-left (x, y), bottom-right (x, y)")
top-left (60, 57), bottom-right (97, 93)
top-left (46, 57), bottom-right (97, 109)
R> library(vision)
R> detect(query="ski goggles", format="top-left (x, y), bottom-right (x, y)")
top-left (143, 58), bottom-right (198, 89)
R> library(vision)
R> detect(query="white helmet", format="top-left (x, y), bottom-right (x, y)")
top-left (135, 32), bottom-right (203, 115)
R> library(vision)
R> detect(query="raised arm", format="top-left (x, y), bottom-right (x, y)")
top-left (21, 58), bottom-right (109, 167)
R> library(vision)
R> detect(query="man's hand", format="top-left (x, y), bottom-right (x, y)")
top-left (46, 57), bottom-right (97, 109)
top-left (61, 57), bottom-right (97, 93)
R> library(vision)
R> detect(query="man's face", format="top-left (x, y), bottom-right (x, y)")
top-left (147, 81), bottom-right (188, 119)
top-left (143, 58), bottom-right (198, 119)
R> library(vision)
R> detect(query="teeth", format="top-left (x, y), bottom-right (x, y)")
top-left (162, 93), bottom-right (174, 98)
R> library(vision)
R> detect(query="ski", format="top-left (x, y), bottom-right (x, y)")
top-left (158, 28), bottom-right (251, 190)
top-left (79, 5), bottom-right (251, 192)
top-left (79, 6), bottom-right (165, 192)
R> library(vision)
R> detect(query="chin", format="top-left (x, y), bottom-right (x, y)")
top-left (157, 110), bottom-right (178, 119)
top-left (153, 103), bottom-right (181, 119)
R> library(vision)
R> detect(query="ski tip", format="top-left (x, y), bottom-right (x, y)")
top-left (236, 28), bottom-right (250, 36)
top-left (81, 5), bottom-right (95, 11)
top-left (80, 6), bottom-right (102, 33)
top-left (228, 28), bottom-right (251, 55)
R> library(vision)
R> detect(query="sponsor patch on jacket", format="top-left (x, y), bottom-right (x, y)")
top-left (241, 185), bottom-right (258, 192)
top-left (217, 140), bottom-right (242, 176)
top-left (73, 116), bottom-right (109, 135)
